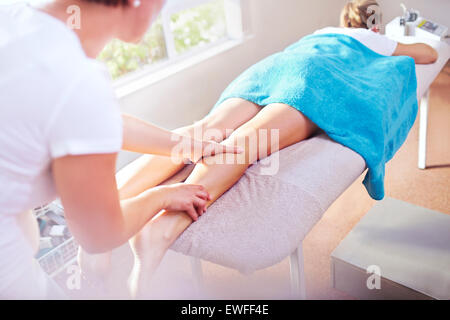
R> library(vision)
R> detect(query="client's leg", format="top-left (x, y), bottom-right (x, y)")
top-left (129, 103), bottom-right (318, 297)
top-left (78, 99), bottom-right (260, 292)
top-left (117, 98), bottom-right (261, 199)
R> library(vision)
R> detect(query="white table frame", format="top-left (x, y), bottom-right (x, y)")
top-left (190, 242), bottom-right (307, 299)
top-left (418, 90), bottom-right (430, 170)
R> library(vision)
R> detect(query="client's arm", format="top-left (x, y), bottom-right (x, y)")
top-left (393, 42), bottom-right (438, 64)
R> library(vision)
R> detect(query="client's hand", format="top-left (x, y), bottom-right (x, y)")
top-left (159, 183), bottom-right (211, 221)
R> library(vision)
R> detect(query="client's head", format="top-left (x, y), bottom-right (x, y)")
top-left (340, 0), bottom-right (381, 32)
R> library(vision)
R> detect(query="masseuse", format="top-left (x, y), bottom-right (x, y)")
top-left (0, 0), bottom-right (240, 299)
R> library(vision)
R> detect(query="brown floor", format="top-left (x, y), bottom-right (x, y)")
top-left (82, 63), bottom-right (450, 300)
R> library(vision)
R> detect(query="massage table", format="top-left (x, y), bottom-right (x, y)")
top-left (170, 37), bottom-right (450, 299)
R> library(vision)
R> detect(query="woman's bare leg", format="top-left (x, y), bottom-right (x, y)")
top-left (117, 98), bottom-right (262, 199)
top-left (77, 99), bottom-right (260, 293)
top-left (130, 103), bottom-right (318, 298)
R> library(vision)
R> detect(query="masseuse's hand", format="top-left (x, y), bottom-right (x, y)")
top-left (189, 140), bottom-right (243, 163)
top-left (159, 183), bottom-right (211, 221)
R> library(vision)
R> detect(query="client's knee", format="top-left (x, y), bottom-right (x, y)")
top-left (208, 126), bottom-right (277, 166)
top-left (198, 136), bottom-right (253, 167)
top-left (174, 118), bottom-right (226, 143)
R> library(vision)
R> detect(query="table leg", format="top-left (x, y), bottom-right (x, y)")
top-left (418, 90), bottom-right (430, 170)
top-left (190, 257), bottom-right (204, 294)
top-left (289, 244), bottom-right (306, 299)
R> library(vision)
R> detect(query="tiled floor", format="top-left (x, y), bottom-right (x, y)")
top-left (79, 62), bottom-right (450, 300)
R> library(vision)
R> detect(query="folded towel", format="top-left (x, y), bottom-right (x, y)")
top-left (214, 33), bottom-right (418, 200)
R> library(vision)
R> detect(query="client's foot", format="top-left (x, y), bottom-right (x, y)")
top-left (77, 248), bottom-right (112, 296)
top-left (127, 257), bottom-right (162, 299)
top-left (127, 222), bottom-right (168, 299)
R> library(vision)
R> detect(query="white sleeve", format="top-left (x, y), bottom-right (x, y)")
top-left (46, 65), bottom-right (123, 159)
top-left (370, 32), bottom-right (398, 56)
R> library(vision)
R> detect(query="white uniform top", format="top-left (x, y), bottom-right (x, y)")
top-left (314, 27), bottom-right (399, 56)
top-left (0, 4), bottom-right (122, 298)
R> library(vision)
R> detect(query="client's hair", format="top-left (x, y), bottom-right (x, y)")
top-left (83, 0), bottom-right (129, 6)
top-left (340, 0), bottom-right (380, 29)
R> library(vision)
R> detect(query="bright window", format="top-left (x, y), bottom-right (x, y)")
top-left (99, 0), bottom-right (243, 80)
top-left (170, 0), bottom-right (227, 55)
top-left (6, 0), bottom-right (243, 81)
top-left (98, 18), bottom-right (167, 80)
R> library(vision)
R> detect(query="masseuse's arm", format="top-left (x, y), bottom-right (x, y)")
top-left (52, 153), bottom-right (210, 254)
top-left (393, 42), bottom-right (438, 64)
top-left (122, 114), bottom-right (241, 162)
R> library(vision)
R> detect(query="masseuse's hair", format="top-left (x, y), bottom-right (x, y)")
top-left (83, 0), bottom-right (129, 6)
top-left (340, 0), bottom-right (380, 29)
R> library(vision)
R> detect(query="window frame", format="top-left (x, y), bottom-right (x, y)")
top-left (113, 0), bottom-right (245, 98)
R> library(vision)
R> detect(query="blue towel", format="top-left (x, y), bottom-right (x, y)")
top-left (214, 33), bottom-right (418, 200)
